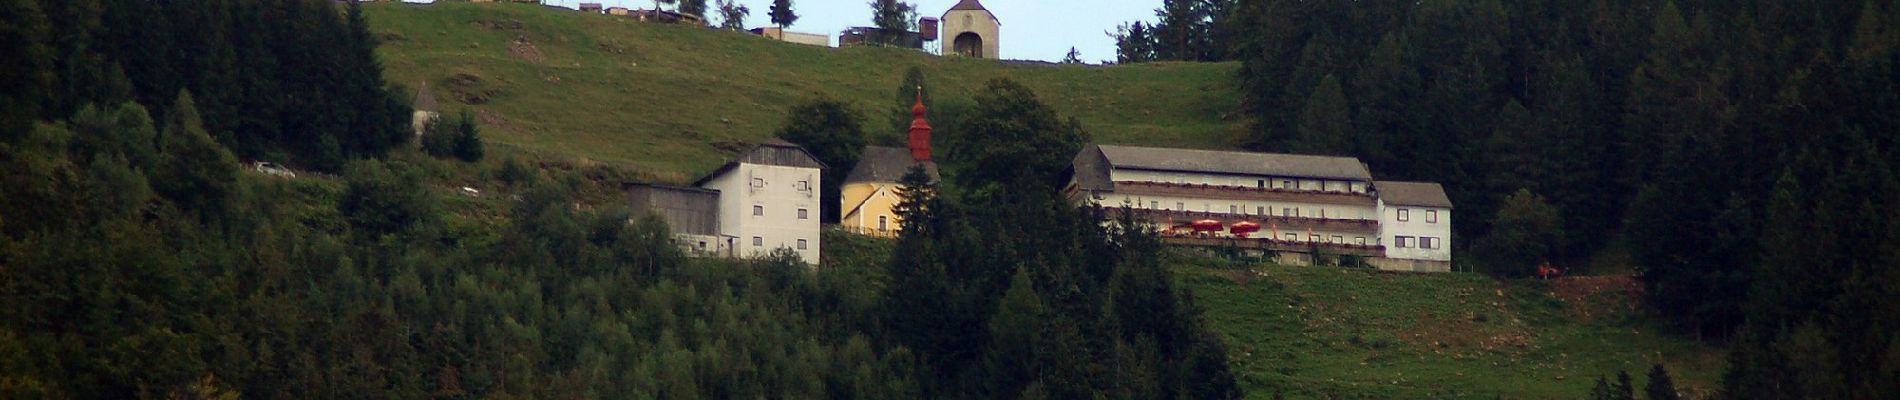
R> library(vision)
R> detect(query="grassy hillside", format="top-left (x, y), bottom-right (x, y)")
top-left (364, 2), bottom-right (1245, 181)
top-left (1179, 261), bottom-right (1725, 399)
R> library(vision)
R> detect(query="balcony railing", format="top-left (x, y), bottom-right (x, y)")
top-left (1160, 235), bottom-right (1386, 257)
top-left (1112, 208), bottom-right (1380, 234)
top-left (835, 225), bottom-right (901, 238)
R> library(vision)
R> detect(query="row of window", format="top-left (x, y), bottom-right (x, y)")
top-left (1127, 172), bottom-right (1366, 194)
top-left (751, 236), bottom-right (811, 250)
top-left (1392, 236), bottom-right (1443, 249)
top-left (1135, 199), bottom-right (1363, 220)
top-left (749, 177), bottom-right (814, 192)
top-left (1394, 209), bottom-right (1440, 223)
top-left (752, 205), bottom-right (811, 220)
top-left (1277, 233), bottom-right (1368, 245)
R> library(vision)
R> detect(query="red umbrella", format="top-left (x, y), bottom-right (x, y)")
top-left (1191, 219), bottom-right (1223, 232)
top-left (1230, 221), bottom-right (1262, 238)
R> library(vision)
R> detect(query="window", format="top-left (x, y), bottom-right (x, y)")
top-left (1284, 233), bottom-right (1297, 241)
top-left (1422, 237), bottom-right (1440, 249)
top-left (753, 205), bottom-right (764, 216)
top-left (796, 180), bottom-right (810, 191)
top-left (697, 241), bottom-right (707, 250)
top-left (1397, 209), bottom-right (1410, 222)
top-left (1282, 180), bottom-right (1292, 189)
top-left (1257, 179), bottom-right (1266, 189)
top-left (1354, 236), bottom-right (1366, 245)
top-left (752, 236), bottom-right (763, 246)
top-left (1426, 210), bottom-right (1439, 223)
top-left (1282, 207), bottom-right (1292, 217)
top-left (1150, 201), bottom-right (1159, 209)
top-left (1309, 234), bottom-right (1321, 242)
top-left (797, 239), bottom-right (808, 250)
top-left (1176, 202), bottom-right (1184, 210)
top-left (1257, 206), bottom-right (1265, 215)
top-left (751, 178), bottom-right (765, 188)
top-left (878, 216), bottom-right (889, 231)
top-left (1396, 236), bottom-right (1415, 248)
top-left (1332, 235), bottom-right (1343, 243)
top-left (797, 208), bottom-right (808, 220)
top-left (1230, 205), bottom-right (1238, 214)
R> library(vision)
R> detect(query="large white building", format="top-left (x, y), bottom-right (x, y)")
top-left (633, 139), bottom-right (827, 265)
top-left (1068, 144), bottom-right (1454, 272)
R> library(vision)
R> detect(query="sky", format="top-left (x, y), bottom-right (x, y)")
top-left (526, 0), bottom-right (1164, 62)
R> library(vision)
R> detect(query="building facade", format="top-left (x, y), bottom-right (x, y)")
top-left (629, 140), bottom-right (827, 265)
top-left (941, 0), bottom-right (999, 59)
top-left (1069, 145), bottom-right (1454, 272)
top-left (626, 183), bottom-right (731, 257)
top-left (840, 96), bottom-right (937, 236)
top-left (1370, 181), bottom-right (1453, 271)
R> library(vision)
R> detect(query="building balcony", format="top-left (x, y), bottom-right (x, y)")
top-left (1159, 235), bottom-right (1387, 257)
top-left (1115, 208), bottom-right (1380, 235)
top-left (1111, 181), bottom-right (1378, 207)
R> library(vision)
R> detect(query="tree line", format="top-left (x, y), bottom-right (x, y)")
top-left (1118, 0), bottom-right (1898, 396)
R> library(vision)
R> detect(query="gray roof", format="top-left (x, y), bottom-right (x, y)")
top-left (1376, 181), bottom-right (1454, 209)
top-left (948, 0), bottom-right (988, 11)
top-left (414, 82), bottom-right (440, 112)
top-left (692, 139), bottom-right (828, 186)
top-left (1069, 144), bottom-right (1114, 191)
top-left (845, 146), bottom-right (938, 184)
top-left (1094, 145), bottom-right (1374, 181)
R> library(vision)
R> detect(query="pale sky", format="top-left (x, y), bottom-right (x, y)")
top-left (528, 0), bottom-right (1163, 62)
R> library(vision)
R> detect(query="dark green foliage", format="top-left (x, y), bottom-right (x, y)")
top-left (340, 159), bottom-right (437, 237)
top-left (954, 78), bottom-right (1089, 190)
top-left (679, 0), bottom-right (707, 18)
top-left (1588, 371), bottom-right (1635, 400)
top-left (1645, 364), bottom-right (1679, 400)
top-left (715, 0), bottom-right (749, 31)
top-left (1472, 189), bottom-right (1564, 278)
top-left (867, 0), bottom-right (916, 46)
top-left (0, 0), bottom-right (52, 135)
top-left (881, 82), bottom-right (1240, 398)
top-left (776, 97), bottom-right (866, 224)
top-left (154, 91), bottom-right (239, 219)
top-left (1111, 21), bottom-right (1156, 64)
top-left (768, 0), bottom-right (796, 28)
top-left (1292, 74), bottom-right (1352, 156)
top-left (452, 111), bottom-right (484, 162)
top-left (887, 66), bottom-right (932, 142)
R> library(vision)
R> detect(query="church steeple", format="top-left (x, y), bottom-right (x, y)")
top-left (907, 89), bottom-right (932, 162)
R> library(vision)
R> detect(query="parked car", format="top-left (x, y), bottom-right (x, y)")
top-left (252, 161), bottom-right (296, 179)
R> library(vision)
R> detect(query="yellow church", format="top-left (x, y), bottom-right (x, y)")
top-left (839, 96), bottom-right (939, 236)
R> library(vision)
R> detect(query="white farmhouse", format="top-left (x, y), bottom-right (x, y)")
top-left (689, 139), bottom-right (827, 265)
top-left (1372, 181), bottom-right (1453, 271)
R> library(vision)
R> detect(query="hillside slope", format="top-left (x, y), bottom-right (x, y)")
top-left (364, 2), bottom-right (1245, 181)
top-left (1181, 262), bottom-right (1725, 399)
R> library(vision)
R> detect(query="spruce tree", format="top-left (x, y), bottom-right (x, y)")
top-left (155, 91), bottom-right (239, 218)
top-left (0, 0), bottom-right (53, 135)
top-left (1645, 364), bottom-right (1680, 400)
top-left (1293, 74), bottom-right (1353, 156)
top-left (776, 98), bottom-right (866, 224)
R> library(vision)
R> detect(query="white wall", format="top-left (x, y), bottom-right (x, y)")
top-left (703, 163), bottom-right (823, 265)
top-left (1377, 200), bottom-right (1452, 262)
top-left (1104, 193), bottom-right (1376, 221)
top-left (1109, 170), bottom-right (1368, 194)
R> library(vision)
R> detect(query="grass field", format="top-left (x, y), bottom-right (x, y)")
top-left (364, 2), bottom-right (1246, 182)
top-left (1177, 260), bottom-right (1726, 399)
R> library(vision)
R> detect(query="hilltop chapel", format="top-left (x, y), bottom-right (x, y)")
top-left (839, 95), bottom-right (939, 236)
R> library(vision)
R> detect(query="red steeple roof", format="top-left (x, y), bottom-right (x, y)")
top-left (907, 90), bottom-right (932, 162)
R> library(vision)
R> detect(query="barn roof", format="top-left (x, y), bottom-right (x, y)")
top-left (1094, 144), bottom-right (1374, 181)
top-left (1375, 181), bottom-right (1454, 209)
top-left (845, 146), bottom-right (938, 184)
top-left (691, 139), bottom-right (827, 186)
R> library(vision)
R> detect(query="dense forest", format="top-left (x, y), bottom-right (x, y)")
top-left (1120, 0), bottom-right (1899, 396)
top-left (0, 1), bottom-right (1235, 398)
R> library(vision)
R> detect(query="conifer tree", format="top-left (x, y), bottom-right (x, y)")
top-left (868, 0), bottom-right (916, 46)
top-left (1645, 364), bottom-right (1680, 400)
top-left (1293, 74), bottom-right (1353, 156)
top-left (768, 0), bottom-right (796, 28)
top-left (155, 91), bottom-right (239, 218)
top-left (0, 0), bottom-right (53, 135)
